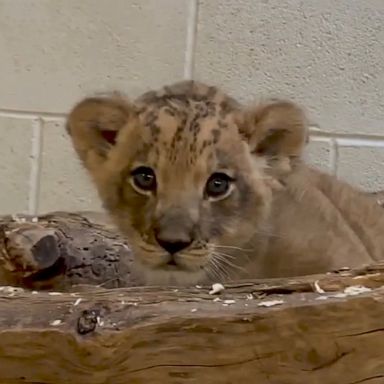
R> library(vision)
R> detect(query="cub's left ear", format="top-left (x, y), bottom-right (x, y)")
top-left (66, 94), bottom-right (135, 172)
top-left (239, 100), bottom-right (309, 174)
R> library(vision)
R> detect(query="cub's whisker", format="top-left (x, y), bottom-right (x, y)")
top-left (212, 245), bottom-right (253, 252)
top-left (210, 252), bottom-right (246, 274)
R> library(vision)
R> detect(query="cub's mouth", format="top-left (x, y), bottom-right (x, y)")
top-left (136, 243), bottom-right (208, 273)
top-left (155, 256), bottom-right (183, 271)
top-left (165, 258), bottom-right (178, 267)
top-left (156, 253), bottom-right (204, 272)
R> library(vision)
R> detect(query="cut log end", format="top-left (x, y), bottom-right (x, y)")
top-left (0, 212), bottom-right (138, 290)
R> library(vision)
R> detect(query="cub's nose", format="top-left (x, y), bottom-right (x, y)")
top-left (155, 235), bottom-right (192, 255)
top-left (153, 212), bottom-right (195, 254)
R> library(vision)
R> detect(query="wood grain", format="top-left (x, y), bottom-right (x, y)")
top-left (0, 265), bottom-right (384, 383)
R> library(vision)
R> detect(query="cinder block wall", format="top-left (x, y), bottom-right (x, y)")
top-left (0, 0), bottom-right (383, 214)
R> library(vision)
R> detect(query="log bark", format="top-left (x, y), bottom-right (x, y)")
top-left (0, 265), bottom-right (384, 383)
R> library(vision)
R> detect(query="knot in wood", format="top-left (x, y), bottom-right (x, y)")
top-left (77, 309), bottom-right (100, 335)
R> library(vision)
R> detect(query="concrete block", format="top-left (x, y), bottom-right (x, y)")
top-left (304, 139), bottom-right (332, 173)
top-left (337, 146), bottom-right (384, 192)
top-left (196, 0), bottom-right (384, 134)
top-left (39, 119), bottom-right (102, 213)
top-left (0, 0), bottom-right (188, 113)
top-left (0, 116), bottom-right (33, 214)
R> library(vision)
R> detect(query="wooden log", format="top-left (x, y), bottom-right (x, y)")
top-left (0, 265), bottom-right (384, 383)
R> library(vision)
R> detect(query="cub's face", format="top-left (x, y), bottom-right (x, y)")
top-left (67, 81), bottom-right (307, 285)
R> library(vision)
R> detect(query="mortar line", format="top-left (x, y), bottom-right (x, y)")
top-left (309, 129), bottom-right (384, 143)
top-left (329, 139), bottom-right (339, 176)
top-left (0, 108), bottom-right (66, 119)
top-left (183, 0), bottom-right (199, 80)
top-left (28, 118), bottom-right (43, 215)
top-left (310, 136), bottom-right (384, 148)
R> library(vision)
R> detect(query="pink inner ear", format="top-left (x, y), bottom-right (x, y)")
top-left (100, 130), bottom-right (118, 145)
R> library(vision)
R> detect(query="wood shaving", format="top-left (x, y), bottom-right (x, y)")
top-left (11, 215), bottom-right (27, 223)
top-left (258, 299), bottom-right (284, 307)
top-left (344, 285), bottom-right (371, 295)
top-left (96, 317), bottom-right (104, 327)
top-left (333, 285), bottom-right (371, 298)
top-left (326, 285), bottom-right (372, 299)
top-left (50, 319), bottom-right (62, 326)
top-left (314, 280), bottom-right (325, 294)
top-left (73, 298), bottom-right (82, 306)
top-left (354, 273), bottom-right (380, 279)
top-left (0, 286), bottom-right (24, 294)
top-left (331, 293), bottom-right (348, 298)
top-left (209, 283), bottom-right (225, 295)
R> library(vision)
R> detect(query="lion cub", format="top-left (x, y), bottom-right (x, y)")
top-left (66, 81), bottom-right (384, 285)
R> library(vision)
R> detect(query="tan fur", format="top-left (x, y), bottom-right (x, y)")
top-left (66, 80), bottom-right (384, 286)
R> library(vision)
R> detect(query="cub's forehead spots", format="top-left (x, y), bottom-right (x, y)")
top-left (133, 80), bottom-right (241, 166)
top-left (139, 108), bottom-right (233, 163)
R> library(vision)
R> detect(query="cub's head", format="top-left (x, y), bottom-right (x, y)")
top-left (67, 81), bottom-right (308, 285)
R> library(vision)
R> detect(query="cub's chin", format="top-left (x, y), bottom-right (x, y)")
top-left (131, 248), bottom-right (211, 286)
top-left (133, 262), bottom-right (208, 286)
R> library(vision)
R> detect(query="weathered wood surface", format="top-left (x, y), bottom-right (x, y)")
top-left (0, 265), bottom-right (384, 383)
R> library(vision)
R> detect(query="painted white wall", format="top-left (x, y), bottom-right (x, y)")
top-left (0, 0), bottom-right (383, 214)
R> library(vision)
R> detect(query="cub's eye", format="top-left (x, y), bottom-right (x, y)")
top-left (205, 173), bottom-right (234, 200)
top-left (130, 166), bottom-right (157, 193)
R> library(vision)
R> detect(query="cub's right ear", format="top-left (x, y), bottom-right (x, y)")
top-left (66, 95), bottom-right (134, 170)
